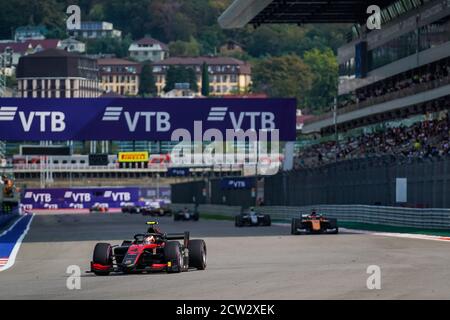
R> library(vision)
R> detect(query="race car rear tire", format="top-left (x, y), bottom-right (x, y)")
top-left (93, 243), bottom-right (112, 276)
top-left (235, 216), bottom-right (243, 227)
top-left (164, 241), bottom-right (183, 273)
top-left (188, 240), bottom-right (207, 270)
top-left (174, 213), bottom-right (180, 221)
top-left (263, 215), bottom-right (272, 227)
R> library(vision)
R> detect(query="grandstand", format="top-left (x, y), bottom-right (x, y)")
top-left (216, 0), bottom-right (450, 208)
top-left (221, 0), bottom-right (450, 168)
top-left (298, 0), bottom-right (450, 168)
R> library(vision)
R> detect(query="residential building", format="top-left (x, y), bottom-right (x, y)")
top-left (16, 49), bottom-right (101, 98)
top-left (98, 58), bottom-right (141, 96)
top-left (161, 83), bottom-right (199, 98)
top-left (68, 21), bottom-right (122, 39)
top-left (14, 25), bottom-right (47, 42)
top-left (58, 38), bottom-right (86, 53)
top-left (128, 37), bottom-right (169, 63)
top-left (152, 56), bottom-right (252, 96)
top-left (0, 39), bottom-right (61, 67)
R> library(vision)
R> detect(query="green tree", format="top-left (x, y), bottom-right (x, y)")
top-left (252, 54), bottom-right (313, 108)
top-left (303, 48), bottom-right (339, 114)
top-left (164, 66), bottom-right (198, 93)
top-left (138, 64), bottom-right (157, 97)
top-left (85, 35), bottom-right (133, 58)
top-left (169, 38), bottom-right (201, 57)
top-left (201, 62), bottom-right (210, 96)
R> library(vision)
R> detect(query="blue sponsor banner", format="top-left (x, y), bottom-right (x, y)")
top-left (0, 98), bottom-right (297, 141)
top-left (167, 168), bottom-right (191, 177)
top-left (220, 177), bottom-right (255, 190)
top-left (20, 187), bottom-right (139, 210)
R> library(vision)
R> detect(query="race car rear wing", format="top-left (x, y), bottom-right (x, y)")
top-left (166, 232), bottom-right (190, 247)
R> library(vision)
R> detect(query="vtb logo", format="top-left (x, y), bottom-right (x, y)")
top-left (228, 180), bottom-right (247, 188)
top-left (0, 106), bottom-right (66, 132)
top-left (104, 191), bottom-right (131, 202)
top-left (102, 106), bottom-right (170, 132)
top-left (64, 191), bottom-right (91, 202)
top-left (25, 192), bottom-right (52, 203)
top-left (208, 107), bottom-right (276, 130)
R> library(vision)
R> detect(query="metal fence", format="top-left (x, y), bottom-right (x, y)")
top-left (172, 203), bottom-right (450, 230)
top-left (264, 156), bottom-right (450, 208)
top-left (171, 178), bottom-right (256, 207)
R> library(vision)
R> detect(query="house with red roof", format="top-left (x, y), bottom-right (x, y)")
top-left (0, 39), bottom-right (61, 67)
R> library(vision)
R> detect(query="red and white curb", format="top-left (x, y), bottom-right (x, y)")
top-left (0, 258), bottom-right (8, 268)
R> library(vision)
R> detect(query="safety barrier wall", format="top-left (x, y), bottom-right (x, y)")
top-left (171, 203), bottom-right (450, 229)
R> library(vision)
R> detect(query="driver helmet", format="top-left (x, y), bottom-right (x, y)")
top-left (311, 209), bottom-right (317, 217)
top-left (144, 235), bottom-right (156, 244)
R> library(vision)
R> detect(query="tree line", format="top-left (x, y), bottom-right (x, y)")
top-left (0, 0), bottom-right (348, 114)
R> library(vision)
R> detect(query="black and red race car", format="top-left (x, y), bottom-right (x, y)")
top-left (90, 222), bottom-right (206, 276)
top-left (291, 211), bottom-right (339, 235)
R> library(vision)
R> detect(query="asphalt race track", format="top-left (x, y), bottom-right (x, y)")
top-left (0, 212), bottom-right (450, 300)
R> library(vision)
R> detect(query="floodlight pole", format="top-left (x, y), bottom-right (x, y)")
top-left (334, 96), bottom-right (339, 162)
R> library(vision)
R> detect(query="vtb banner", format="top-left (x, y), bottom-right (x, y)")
top-left (0, 98), bottom-right (297, 141)
top-left (21, 187), bottom-right (140, 210)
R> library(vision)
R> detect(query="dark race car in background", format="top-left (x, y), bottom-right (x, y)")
top-left (122, 200), bottom-right (172, 216)
top-left (142, 200), bottom-right (172, 217)
top-left (174, 208), bottom-right (199, 222)
top-left (90, 222), bottom-right (206, 275)
top-left (235, 209), bottom-right (271, 227)
top-left (291, 213), bottom-right (339, 235)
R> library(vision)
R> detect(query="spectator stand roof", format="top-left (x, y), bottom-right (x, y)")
top-left (219, 0), bottom-right (397, 28)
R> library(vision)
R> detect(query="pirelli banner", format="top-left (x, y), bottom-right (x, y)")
top-left (0, 98), bottom-right (297, 141)
top-left (118, 152), bottom-right (149, 163)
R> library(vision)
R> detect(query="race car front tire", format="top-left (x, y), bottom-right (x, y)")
top-left (93, 243), bottom-right (112, 276)
top-left (188, 240), bottom-right (207, 270)
top-left (165, 241), bottom-right (183, 273)
top-left (291, 219), bottom-right (302, 235)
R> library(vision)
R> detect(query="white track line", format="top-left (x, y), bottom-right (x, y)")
top-left (0, 214), bottom-right (27, 237)
top-left (0, 214), bottom-right (35, 272)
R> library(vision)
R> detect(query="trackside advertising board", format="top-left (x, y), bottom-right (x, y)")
top-left (118, 152), bottom-right (149, 163)
top-left (220, 177), bottom-right (255, 190)
top-left (21, 188), bottom-right (140, 210)
top-left (0, 98), bottom-right (297, 141)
